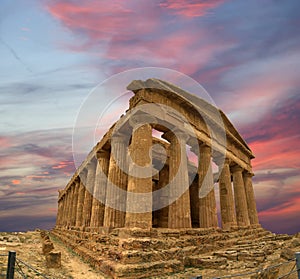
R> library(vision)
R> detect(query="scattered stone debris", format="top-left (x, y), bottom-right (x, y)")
top-left (0, 231), bottom-right (104, 278)
top-left (42, 240), bottom-right (54, 255)
top-left (280, 247), bottom-right (295, 260)
top-left (40, 230), bottom-right (62, 268)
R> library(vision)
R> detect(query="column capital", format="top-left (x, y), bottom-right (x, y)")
top-left (231, 165), bottom-right (243, 173)
top-left (87, 157), bottom-right (97, 167)
top-left (199, 143), bottom-right (212, 156)
top-left (243, 171), bottom-right (254, 177)
top-left (80, 167), bottom-right (88, 175)
top-left (96, 149), bottom-right (110, 159)
top-left (213, 156), bottom-right (231, 166)
top-left (74, 176), bottom-right (80, 183)
top-left (111, 131), bottom-right (129, 144)
top-left (128, 112), bottom-right (156, 129)
top-left (162, 128), bottom-right (189, 142)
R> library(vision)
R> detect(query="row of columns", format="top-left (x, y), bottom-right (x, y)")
top-left (56, 124), bottom-right (259, 230)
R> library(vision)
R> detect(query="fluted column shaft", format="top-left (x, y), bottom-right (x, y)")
top-left (243, 172), bottom-right (259, 225)
top-left (75, 170), bottom-right (87, 227)
top-left (156, 163), bottom-right (169, 228)
top-left (189, 178), bottom-right (199, 228)
top-left (90, 150), bottom-right (110, 228)
top-left (232, 165), bottom-right (250, 226)
top-left (168, 131), bottom-right (191, 229)
top-left (104, 136), bottom-right (128, 228)
top-left (56, 198), bottom-right (63, 227)
top-left (66, 188), bottom-right (73, 227)
top-left (70, 180), bottom-right (79, 226)
top-left (218, 159), bottom-right (237, 229)
top-left (61, 196), bottom-right (66, 226)
top-left (65, 187), bottom-right (71, 227)
top-left (125, 124), bottom-right (153, 229)
top-left (198, 144), bottom-right (218, 228)
top-left (82, 159), bottom-right (97, 227)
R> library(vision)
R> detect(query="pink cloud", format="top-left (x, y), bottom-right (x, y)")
top-left (259, 195), bottom-right (300, 219)
top-left (160, 0), bottom-right (226, 17)
top-left (0, 136), bottom-right (12, 148)
top-left (250, 136), bottom-right (300, 171)
top-left (46, 1), bottom-right (158, 43)
top-left (219, 52), bottom-right (300, 125)
top-left (45, 0), bottom-right (232, 76)
top-left (26, 175), bottom-right (50, 179)
top-left (11, 180), bottom-right (21, 185)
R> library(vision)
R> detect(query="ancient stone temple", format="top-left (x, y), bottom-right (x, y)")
top-left (53, 79), bottom-right (263, 278)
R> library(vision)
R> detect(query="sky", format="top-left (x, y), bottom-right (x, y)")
top-left (0, 0), bottom-right (299, 234)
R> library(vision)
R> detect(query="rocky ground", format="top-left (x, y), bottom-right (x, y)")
top-left (0, 231), bottom-right (105, 278)
top-left (0, 230), bottom-right (299, 279)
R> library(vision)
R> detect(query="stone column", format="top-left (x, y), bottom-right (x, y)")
top-left (243, 171), bottom-right (259, 225)
top-left (66, 186), bottom-right (74, 227)
top-left (63, 193), bottom-right (69, 227)
top-left (82, 158), bottom-right (97, 228)
top-left (60, 195), bottom-right (66, 227)
top-left (232, 165), bottom-right (250, 227)
top-left (218, 159), bottom-right (237, 229)
top-left (63, 189), bottom-right (70, 227)
top-left (104, 134), bottom-right (128, 228)
top-left (90, 150), bottom-right (110, 228)
top-left (189, 177), bottom-right (199, 228)
top-left (70, 179), bottom-right (79, 227)
top-left (75, 170), bottom-right (87, 228)
top-left (56, 197), bottom-right (63, 227)
top-left (156, 163), bottom-right (169, 228)
top-left (198, 144), bottom-right (218, 228)
top-left (167, 130), bottom-right (191, 229)
top-left (125, 123), bottom-right (153, 229)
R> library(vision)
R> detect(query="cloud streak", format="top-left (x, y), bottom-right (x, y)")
top-left (160, 0), bottom-right (226, 17)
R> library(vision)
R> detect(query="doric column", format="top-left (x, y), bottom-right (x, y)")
top-left (61, 195), bottom-right (66, 227)
top-left (66, 190), bottom-right (71, 227)
top-left (125, 123), bottom-right (153, 229)
top-left (64, 193), bottom-right (70, 227)
top-left (243, 171), bottom-right (259, 225)
top-left (167, 130), bottom-right (191, 229)
top-left (70, 179), bottom-right (80, 227)
top-left (189, 177), bottom-right (199, 228)
top-left (56, 197), bottom-right (63, 227)
top-left (75, 170), bottom-right (87, 227)
top-left (218, 158), bottom-right (237, 229)
top-left (90, 150), bottom-right (110, 228)
top-left (56, 190), bottom-right (63, 227)
top-left (65, 188), bottom-right (72, 227)
top-left (104, 134), bottom-right (128, 228)
top-left (156, 163), bottom-right (169, 228)
top-left (82, 158), bottom-right (97, 228)
top-left (198, 144), bottom-right (218, 228)
top-left (232, 165), bottom-right (250, 227)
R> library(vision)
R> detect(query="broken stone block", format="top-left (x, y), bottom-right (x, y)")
top-left (46, 250), bottom-right (61, 268)
top-left (42, 240), bottom-right (54, 255)
top-left (280, 248), bottom-right (294, 260)
top-left (290, 238), bottom-right (300, 248)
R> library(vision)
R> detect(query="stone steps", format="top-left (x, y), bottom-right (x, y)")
top-left (51, 227), bottom-right (277, 278)
top-left (107, 259), bottom-right (184, 279)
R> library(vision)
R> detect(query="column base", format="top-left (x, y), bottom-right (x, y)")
top-left (222, 222), bottom-right (238, 231)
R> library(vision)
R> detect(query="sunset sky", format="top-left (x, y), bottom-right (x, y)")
top-left (0, 0), bottom-right (299, 234)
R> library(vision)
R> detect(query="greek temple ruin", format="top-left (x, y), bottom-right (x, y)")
top-left (53, 79), bottom-right (262, 278)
